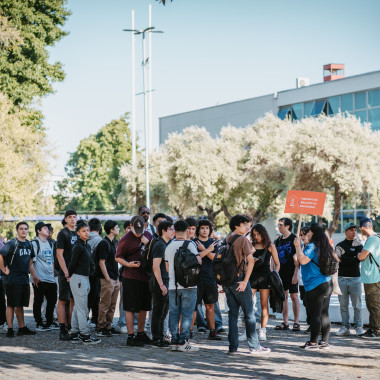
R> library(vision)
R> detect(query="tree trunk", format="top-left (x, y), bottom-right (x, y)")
top-left (328, 182), bottom-right (341, 237)
top-left (173, 206), bottom-right (184, 220)
top-left (221, 204), bottom-right (232, 220)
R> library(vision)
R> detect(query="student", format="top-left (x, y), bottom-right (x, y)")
top-left (185, 217), bottom-right (197, 240)
top-left (193, 219), bottom-right (221, 340)
top-left (30, 222), bottom-right (57, 331)
top-left (152, 213), bottom-right (167, 238)
top-left (115, 216), bottom-right (152, 347)
top-left (249, 224), bottom-right (280, 341)
top-left (68, 221), bottom-right (101, 344)
top-left (165, 220), bottom-right (201, 352)
top-left (56, 209), bottom-right (78, 340)
top-left (295, 223), bottom-right (333, 350)
top-left (274, 217), bottom-right (300, 331)
top-left (150, 220), bottom-right (175, 347)
top-left (138, 206), bottom-right (155, 236)
top-left (223, 215), bottom-right (270, 355)
top-left (0, 222), bottom-right (36, 337)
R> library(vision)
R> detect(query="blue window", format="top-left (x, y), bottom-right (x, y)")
top-left (292, 103), bottom-right (303, 119)
top-left (277, 107), bottom-right (291, 120)
top-left (304, 101), bottom-right (314, 117)
top-left (355, 92), bottom-right (367, 110)
top-left (355, 110), bottom-right (367, 123)
top-left (328, 96), bottom-right (340, 114)
top-left (368, 89), bottom-right (380, 107)
top-left (341, 93), bottom-right (353, 112)
top-left (369, 108), bottom-right (380, 131)
top-left (311, 100), bottom-right (326, 116)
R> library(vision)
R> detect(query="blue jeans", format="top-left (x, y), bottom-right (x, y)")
top-left (169, 288), bottom-right (197, 344)
top-left (338, 276), bottom-right (362, 328)
top-left (223, 277), bottom-right (260, 352)
top-left (196, 302), bottom-right (223, 330)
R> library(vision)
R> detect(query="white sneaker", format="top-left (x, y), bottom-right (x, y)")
top-left (0, 323), bottom-right (8, 334)
top-left (249, 346), bottom-right (271, 355)
top-left (238, 331), bottom-right (247, 341)
top-left (355, 327), bottom-right (364, 336)
top-left (258, 327), bottom-right (267, 341)
top-left (119, 326), bottom-right (128, 334)
top-left (336, 327), bottom-right (350, 336)
top-left (256, 322), bottom-right (261, 330)
top-left (177, 340), bottom-right (199, 352)
top-left (87, 321), bottom-right (96, 328)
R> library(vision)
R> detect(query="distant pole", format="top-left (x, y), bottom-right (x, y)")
top-left (148, 4), bottom-right (153, 152)
top-left (131, 10), bottom-right (136, 166)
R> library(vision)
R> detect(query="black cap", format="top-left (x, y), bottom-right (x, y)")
top-left (35, 222), bottom-right (49, 235)
top-left (131, 215), bottom-right (145, 234)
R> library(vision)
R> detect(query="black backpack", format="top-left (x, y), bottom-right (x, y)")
top-left (174, 240), bottom-right (201, 288)
top-left (212, 234), bottom-right (240, 286)
top-left (140, 237), bottom-right (159, 272)
top-left (311, 250), bottom-right (339, 276)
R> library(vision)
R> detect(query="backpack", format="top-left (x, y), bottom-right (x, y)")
top-left (311, 250), bottom-right (339, 276)
top-left (174, 240), bottom-right (201, 288)
top-left (140, 237), bottom-right (159, 272)
top-left (212, 234), bottom-right (240, 286)
top-left (91, 239), bottom-right (109, 278)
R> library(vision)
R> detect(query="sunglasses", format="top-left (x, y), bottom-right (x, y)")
top-left (141, 211), bottom-right (150, 215)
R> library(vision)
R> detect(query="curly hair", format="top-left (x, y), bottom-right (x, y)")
top-left (251, 223), bottom-right (271, 249)
top-left (196, 219), bottom-right (213, 237)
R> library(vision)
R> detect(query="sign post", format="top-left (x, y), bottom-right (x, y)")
top-left (284, 190), bottom-right (327, 236)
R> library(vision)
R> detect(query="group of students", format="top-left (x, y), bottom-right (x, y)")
top-left (0, 207), bottom-right (379, 354)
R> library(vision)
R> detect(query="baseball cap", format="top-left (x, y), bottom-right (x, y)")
top-left (343, 222), bottom-right (358, 232)
top-left (131, 215), bottom-right (145, 234)
top-left (359, 217), bottom-right (373, 228)
top-left (35, 222), bottom-right (49, 235)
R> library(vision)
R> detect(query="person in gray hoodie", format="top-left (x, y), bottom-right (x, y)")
top-left (87, 218), bottom-right (103, 328)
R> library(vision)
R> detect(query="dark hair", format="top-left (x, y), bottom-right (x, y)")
top-left (104, 220), bottom-right (118, 235)
top-left (251, 224), bottom-right (271, 249)
top-left (46, 223), bottom-right (53, 232)
top-left (174, 220), bottom-right (188, 233)
top-left (229, 214), bottom-right (249, 231)
top-left (76, 220), bottom-right (88, 232)
top-left (123, 220), bottom-right (131, 229)
top-left (61, 218), bottom-right (67, 227)
top-left (16, 221), bottom-right (28, 231)
top-left (196, 219), bottom-right (213, 237)
top-left (88, 218), bottom-right (102, 233)
top-left (158, 221), bottom-right (173, 237)
top-left (64, 209), bottom-right (77, 218)
top-left (138, 205), bottom-right (150, 213)
top-left (279, 217), bottom-right (293, 232)
top-left (309, 223), bottom-right (333, 267)
top-left (300, 226), bottom-right (310, 236)
top-left (165, 215), bottom-right (173, 223)
top-left (153, 213), bottom-right (167, 223)
top-left (243, 213), bottom-right (253, 223)
top-left (184, 217), bottom-right (197, 228)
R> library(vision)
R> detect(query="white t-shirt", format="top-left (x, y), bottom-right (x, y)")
top-left (32, 238), bottom-right (55, 283)
top-left (165, 239), bottom-right (199, 291)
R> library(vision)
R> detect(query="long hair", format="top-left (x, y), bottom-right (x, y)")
top-left (251, 224), bottom-right (271, 249)
top-left (309, 223), bottom-right (333, 266)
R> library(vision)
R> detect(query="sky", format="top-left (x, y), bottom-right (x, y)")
top-left (40, 0), bottom-right (380, 176)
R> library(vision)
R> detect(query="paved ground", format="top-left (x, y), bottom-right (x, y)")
top-left (0, 308), bottom-right (379, 380)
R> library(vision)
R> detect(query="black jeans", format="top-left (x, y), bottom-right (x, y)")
top-left (299, 285), bottom-right (311, 326)
top-left (0, 277), bottom-right (6, 325)
top-left (32, 282), bottom-right (57, 326)
top-left (306, 281), bottom-right (333, 343)
top-left (151, 289), bottom-right (169, 341)
top-left (88, 276), bottom-right (100, 324)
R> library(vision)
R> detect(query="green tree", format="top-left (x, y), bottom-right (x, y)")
top-left (0, 0), bottom-right (70, 106)
top-left (56, 115), bottom-right (133, 212)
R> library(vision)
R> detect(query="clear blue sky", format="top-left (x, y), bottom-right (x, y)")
top-left (40, 0), bottom-right (380, 176)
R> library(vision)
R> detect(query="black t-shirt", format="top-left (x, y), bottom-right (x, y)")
top-left (151, 238), bottom-right (168, 281)
top-left (0, 239), bottom-right (35, 284)
top-left (96, 236), bottom-right (119, 281)
top-left (336, 239), bottom-right (362, 277)
top-left (194, 238), bottom-right (217, 285)
top-left (56, 227), bottom-right (78, 273)
top-left (275, 233), bottom-right (296, 280)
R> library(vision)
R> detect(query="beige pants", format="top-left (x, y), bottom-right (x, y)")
top-left (98, 278), bottom-right (120, 330)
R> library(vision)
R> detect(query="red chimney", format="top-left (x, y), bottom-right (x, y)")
top-left (323, 64), bottom-right (345, 82)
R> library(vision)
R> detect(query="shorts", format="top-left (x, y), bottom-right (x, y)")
top-left (58, 274), bottom-right (73, 301)
top-left (250, 274), bottom-right (270, 290)
top-left (6, 283), bottom-right (30, 307)
top-left (196, 282), bottom-right (218, 307)
top-left (280, 272), bottom-right (299, 294)
top-left (123, 278), bottom-right (151, 313)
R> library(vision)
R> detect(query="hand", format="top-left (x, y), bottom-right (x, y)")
top-left (291, 274), bottom-right (298, 285)
top-left (294, 237), bottom-right (301, 248)
top-left (33, 277), bottom-right (41, 287)
top-left (3, 266), bottom-right (10, 276)
top-left (196, 241), bottom-right (206, 251)
top-left (141, 236), bottom-right (149, 245)
top-left (128, 261), bottom-right (140, 268)
top-left (64, 271), bottom-right (70, 282)
top-left (236, 281), bottom-right (248, 292)
top-left (160, 284), bottom-right (168, 296)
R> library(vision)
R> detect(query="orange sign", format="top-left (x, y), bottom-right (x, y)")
top-left (284, 190), bottom-right (326, 216)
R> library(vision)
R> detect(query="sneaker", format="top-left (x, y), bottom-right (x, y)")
top-left (87, 320), bottom-right (96, 328)
top-left (110, 327), bottom-right (121, 335)
top-left (47, 321), bottom-right (60, 330)
top-left (177, 340), bottom-right (199, 352)
top-left (120, 325), bottom-right (128, 334)
top-left (135, 332), bottom-right (153, 345)
top-left (17, 326), bottom-right (36, 336)
top-left (216, 327), bottom-right (226, 334)
top-left (70, 332), bottom-right (82, 344)
top-left (258, 327), bottom-right (267, 341)
top-left (35, 324), bottom-right (52, 332)
top-left (0, 323), bottom-right (8, 334)
top-left (96, 329), bottom-right (112, 337)
top-left (126, 335), bottom-right (144, 347)
top-left (6, 328), bottom-right (14, 338)
top-left (60, 329), bottom-right (72, 341)
top-left (197, 326), bottom-right (207, 333)
top-left (208, 330), bottom-right (222, 341)
top-left (170, 343), bottom-right (178, 351)
top-left (249, 346), bottom-right (271, 355)
top-left (318, 340), bottom-right (330, 350)
top-left (336, 326), bottom-right (350, 336)
top-left (355, 327), bottom-right (364, 336)
top-left (359, 329), bottom-right (380, 339)
top-left (163, 332), bottom-right (172, 343)
top-left (152, 339), bottom-right (171, 348)
top-left (299, 341), bottom-right (319, 350)
top-left (81, 334), bottom-right (101, 345)
top-left (238, 330), bottom-right (247, 341)
top-left (227, 350), bottom-right (238, 355)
